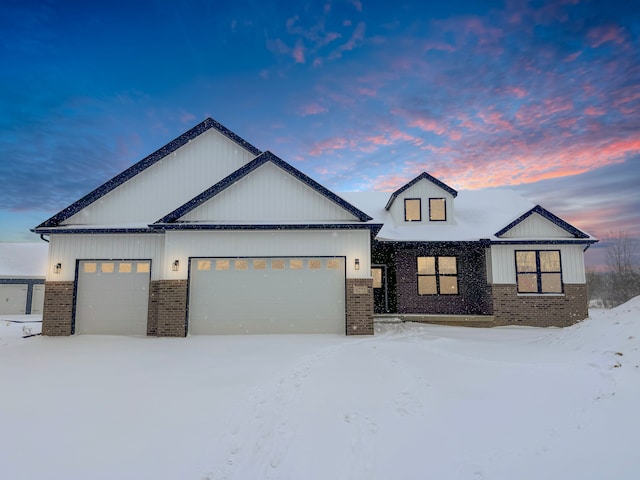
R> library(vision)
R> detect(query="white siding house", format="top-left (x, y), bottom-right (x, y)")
top-left (34, 117), bottom-right (596, 335)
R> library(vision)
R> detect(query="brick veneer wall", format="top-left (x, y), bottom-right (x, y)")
top-left (41, 281), bottom-right (75, 336)
top-left (492, 284), bottom-right (588, 327)
top-left (149, 280), bottom-right (188, 337)
top-left (346, 278), bottom-right (374, 335)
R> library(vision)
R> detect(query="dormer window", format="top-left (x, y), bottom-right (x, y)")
top-left (429, 198), bottom-right (446, 221)
top-left (404, 198), bottom-right (422, 221)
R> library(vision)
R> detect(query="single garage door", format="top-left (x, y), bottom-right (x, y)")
top-left (75, 260), bottom-right (151, 335)
top-left (0, 285), bottom-right (28, 314)
top-left (188, 257), bottom-right (345, 334)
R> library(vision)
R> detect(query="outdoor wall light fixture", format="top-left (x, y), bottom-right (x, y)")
top-left (54, 263), bottom-right (62, 274)
top-left (172, 260), bottom-right (180, 271)
top-left (354, 258), bottom-right (360, 270)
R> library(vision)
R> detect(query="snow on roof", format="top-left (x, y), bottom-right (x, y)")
top-left (340, 189), bottom-right (538, 242)
top-left (0, 243), bottom-right (48, 277)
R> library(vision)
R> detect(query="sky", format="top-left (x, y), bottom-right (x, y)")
top-left (1, 0), bottom-right (639, 269)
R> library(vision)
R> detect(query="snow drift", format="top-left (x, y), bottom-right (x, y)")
top-left (1, 299), bottom-right (638, 479)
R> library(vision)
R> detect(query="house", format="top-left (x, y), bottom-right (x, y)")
top-left (33, 117), bottom-right (596, 336)
top-left (0, 243), bottom-right (48, 315)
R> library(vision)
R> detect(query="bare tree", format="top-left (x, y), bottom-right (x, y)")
top-left (605, 232), bottom-right (640, 307)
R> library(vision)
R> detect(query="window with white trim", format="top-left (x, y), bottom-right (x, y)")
top-left (515, 250), bottom-right (563, 294)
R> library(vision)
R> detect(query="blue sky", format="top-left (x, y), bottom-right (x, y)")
top-left (1, 0), bottom-right (639, 268)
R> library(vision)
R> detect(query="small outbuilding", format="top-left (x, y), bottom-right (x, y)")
top-left (0, 243), bottom-right (48, 315)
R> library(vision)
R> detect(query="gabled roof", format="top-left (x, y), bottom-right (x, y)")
top-left (155, 151), bottom-right (373, 224)
top-left (36, 117), bottom-right (262, 229)
top-left (495, 204), bottom-right (590, 239)
top-left (385, 172), bottom-right (458, 210)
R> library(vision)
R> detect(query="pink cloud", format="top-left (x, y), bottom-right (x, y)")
top-left (564, 51), bottom-right (582, 62)
top-left (349, 0), bottom-right (363, 12)
top-left (588, 24), bottom-right (627, 48)
top-left (308, 137), bottom-right (350, 156)
top-left (329, 21), bottom-right (365, 59)
top-left (424, 41), bottom-right (456, 53)
top-left (584, 106), bottom-right (605, 116)
top-left (292, 39), bottom-right (306, 63)
top-left (366, 135), bottom-right (394, 146)
top-left (408, 118), bottom-right (447, 135)
top-left (266, 38), bottom-right (290, 56)
top-left (179, 111), bottom-right (196, 124)
top-left (357, 87), bottom-right (376, 97)
top-left (502, 86), bottom-right (528, 98)
top-left (478, 111), bottom-right (516, 132)
top-left (299, 103), bottom-right (327, 116)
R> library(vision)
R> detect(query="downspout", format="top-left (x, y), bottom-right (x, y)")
top-left (39, 234), bottom-right (49, 243)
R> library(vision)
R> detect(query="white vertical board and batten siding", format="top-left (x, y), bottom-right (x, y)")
top-left (389, 180), bottom-right (455, 225)
top-left (164, 230), bottom-right (370, 280)
top-left (182, 163), bottom-right (358, 222)
top-left (490, 244), bottom-right (586, 284)
top-left (500, 213), bottom-right (574, 238)
top-left (63, 130), bottom-right (256, 225)
top-left (47, 234), bottom-right (165, 281)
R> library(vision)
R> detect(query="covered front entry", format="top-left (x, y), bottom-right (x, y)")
top-left (74, 260), bottom-right (151, 335)
top-left (188, 257), bottom-right (346, 334)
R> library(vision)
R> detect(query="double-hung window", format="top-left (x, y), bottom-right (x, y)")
top-left (417, 256), bottom-right (458, 295)
top-left (515, 250), bottom-right (563, 294)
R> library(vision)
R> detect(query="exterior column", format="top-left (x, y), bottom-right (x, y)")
top-left (41, 281), bottom-right (75, 336)
top-left (346, 278), bottom-right (374, 335)
top-left (149, 280), bottom-right (188, 337)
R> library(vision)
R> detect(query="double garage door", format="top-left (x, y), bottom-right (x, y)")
top-left (188, 257), bottom-right (346, 335)
top-left (74, 257), bottom-right (345, 335)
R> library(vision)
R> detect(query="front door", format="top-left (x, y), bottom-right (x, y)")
top-left (371, 265), bottom-right (389, 313)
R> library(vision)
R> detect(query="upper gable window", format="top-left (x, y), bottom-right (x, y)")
top-left (429, 198), bottom-right (446, 221)
top-left (404, 198), bottom-right (422, 222)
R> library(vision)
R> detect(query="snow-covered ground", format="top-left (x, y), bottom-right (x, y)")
top-left (1, 301), bottom-right (638, 480)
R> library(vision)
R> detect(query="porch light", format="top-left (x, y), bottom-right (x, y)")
top-left (354, 258), bottom-right (360, 270)
top-left (54, 263), bottom-right (62, 274)
top-left (172, 260), bottom-right (180, 272)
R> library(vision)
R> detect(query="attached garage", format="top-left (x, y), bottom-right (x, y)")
top-left (74, 260), bottom-right (151, 335)
top-left (188, 257), bottom-right (346, 334)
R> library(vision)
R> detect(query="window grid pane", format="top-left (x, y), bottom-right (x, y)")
top-left (439, 276), bottom-right (458, 295)
top-left (418, 276), bottom-right (437, 295)
top-left (541, 273), bottom-right (562, 293)
top-left (516, 251), bottom-right (536, 272)
top-left (540, 251), bottom-right (561, 272)
top-left (417, 256), bottom-right (435, 275)
top-left (438, 257), bottom-right (457, 274)
top-left (517, 273), bottom-right (538, 293)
